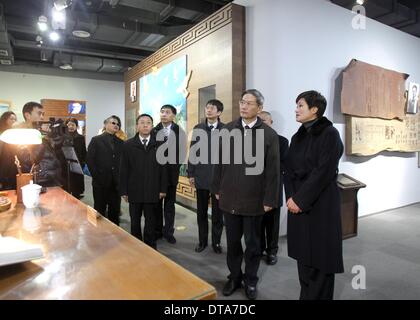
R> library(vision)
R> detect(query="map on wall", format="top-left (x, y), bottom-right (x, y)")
top-left (341, 59), bottom-right (408, 120)
top-left (346, 114), bottom-right (420, 156)
top-left (139, 55), bottom-right (189, 131)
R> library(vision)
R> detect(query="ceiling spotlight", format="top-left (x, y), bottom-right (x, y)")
top-left (49, 31), bottom-right (60, 41)
top-left (52, 8), bottom-right (65, 23)
top-left (54, 0), bottom-right (72, 11)
top-left (37, 15), bottom-right (48, 32)
top-left (356, 0), bottom-right (365, 4)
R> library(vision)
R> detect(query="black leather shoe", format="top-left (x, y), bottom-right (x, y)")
top-left (244, 284), bottom-right (257, 300)
top-left (222, 279), bottom-right (242, 296)
top-left (195, 243), bottom-right (207, 252)
top-left (165, 235), bottom-right (176, 244)
top-left (212, 243), bottom-right (222, 254)
top-left (266, 254), bottom-right (278, 265)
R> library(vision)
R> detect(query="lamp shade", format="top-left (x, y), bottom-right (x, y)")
top-left (0, 129), bottom-right (42, 145)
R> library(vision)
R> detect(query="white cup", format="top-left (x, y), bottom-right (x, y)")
top-left (21, 181), bottom-right (42, 209)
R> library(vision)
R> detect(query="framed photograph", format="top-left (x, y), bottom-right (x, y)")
top-left (68, 101), bottom-right (86, 114)
top-left (130, 80), bottom-right (137, 102)
top-left (407, 82), bottom-right (419, 114)
top-left (0, 100), bottom-right (11, 114)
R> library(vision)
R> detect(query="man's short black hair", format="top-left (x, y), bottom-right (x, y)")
top-left (296, 90), bottom-right (327, 118)
top-left (206, 99), bottom-right (224, 113)
top-left (22, 101), bottom-right (43, 119)
top-left (161, 104), bottom-right (177, 115)
top-left (136, 113), bottom-right (153, 124)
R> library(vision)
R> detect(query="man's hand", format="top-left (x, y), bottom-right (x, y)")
top-left (189, 177), bottom-right (195, 187)
top-left (215, 194), bottom-right (220, 200)
top-left (159, 193), bottom-right (166, 199)
top-left (122, 195), bottom-right (128, 203)
top-left (264, 206), bottom-right (272, 212)
top-left (287, 197), bottom-right (301, 214)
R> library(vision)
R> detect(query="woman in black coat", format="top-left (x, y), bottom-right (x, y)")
top-left (63, 118), bottom-right (87, 198)
top-left (285, 90), bottom-right (344, 300)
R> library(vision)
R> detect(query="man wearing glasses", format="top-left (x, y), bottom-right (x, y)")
top-left (211, 90), bottom-right (280, 300)
top-left (87, 115), bottom-right (124, 225)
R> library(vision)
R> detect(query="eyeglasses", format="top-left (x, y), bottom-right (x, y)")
top-left (110, 121), bottom-right (120, 127)
top-left (239, 100), bottom-right (257, 107)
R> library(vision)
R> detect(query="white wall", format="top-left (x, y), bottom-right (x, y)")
top-left (235, 0), bottom-right (420, 220)
top-left (0, 71), bottom-right (124, 144)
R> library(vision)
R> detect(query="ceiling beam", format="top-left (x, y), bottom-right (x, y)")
top-left (13, 39), bottom-right (144, 61)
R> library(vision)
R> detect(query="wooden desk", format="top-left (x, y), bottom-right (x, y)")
top-left (0, 187), bottom-right (216, 300)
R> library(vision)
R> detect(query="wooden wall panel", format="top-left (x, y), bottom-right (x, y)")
top-left (124, 3), bottom-right (245, 205)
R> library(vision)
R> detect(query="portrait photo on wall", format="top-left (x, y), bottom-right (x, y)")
top-left (68, 102), bottom-right (86, 114)
top-left (407, 82), bottom-right (419, 114)
top-left (130, 80), bottom-right (137, 102)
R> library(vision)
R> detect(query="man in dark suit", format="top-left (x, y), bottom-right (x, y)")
top-left (211, 89), bottom-right (280, 300)
top-left (153, 105), bottom-right (186, 244)
top-left (258, 111), bottom-right (289, 265)
top-left (188, 99), bottom-right (225, 254)
top-left (87, 115), bottom-right (123, 225)
top-left (120, 114), bottom-right (167, 249)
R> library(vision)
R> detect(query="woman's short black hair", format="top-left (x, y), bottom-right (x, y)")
top-left (161, 104), bottom-right (177, 115)
top-left (206, 99), bottom-right (224, 113)
top-left (136, 113), bottom-right (153, 124)
top-left (65, 117), bottom-right (79, 127)
top-left (296, 90), bottom-right (327, 118)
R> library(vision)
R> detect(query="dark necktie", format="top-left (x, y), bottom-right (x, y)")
top-left (244, 125), bottom-right (250, 136)
top-left (142, 139), bottom-right (147, 149)
top-left (209, 125), bottom-right (214, 131)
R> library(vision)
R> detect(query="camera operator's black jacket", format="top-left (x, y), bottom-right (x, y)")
top-left (33, 136), bottom-right (63, 187)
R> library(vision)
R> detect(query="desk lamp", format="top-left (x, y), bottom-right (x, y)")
top-left (0, 129), bottom-right (42, 203)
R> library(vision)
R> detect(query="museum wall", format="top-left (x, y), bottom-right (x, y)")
top-left (235, 0), bottom-right (420, 222)
top-left (124, 3), bottom-right (245, 205)
top-left (0, 70), bottom-right (124, 144)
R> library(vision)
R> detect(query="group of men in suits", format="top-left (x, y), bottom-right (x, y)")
top-left (86, 90), bottom-right (290, 300)
top-left (87, 105), bottom-right (183, 246)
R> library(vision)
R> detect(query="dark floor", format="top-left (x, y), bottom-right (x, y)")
top-left (81, 176), bottom-right (420, 300)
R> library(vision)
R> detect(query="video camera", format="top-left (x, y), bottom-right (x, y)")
top-left (33, 117), bottom-right (66, 137)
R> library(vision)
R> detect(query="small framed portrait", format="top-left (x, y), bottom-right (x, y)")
top-left (407, 82), bottom-right (419, 114)
top-left (130, 80), bottom-right (137, 102)
top-left (68, 102), bottom-right (86, 114)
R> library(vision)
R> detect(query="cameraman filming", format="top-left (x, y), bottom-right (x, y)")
top-left (20, 102), bottom-right (63, 187)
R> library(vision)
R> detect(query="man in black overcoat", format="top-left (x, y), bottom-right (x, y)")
top-left (258, 111), bottom-right (289, 265)
top-left (87, 115), bottom-right (123, 225)
top-left (120, 114), bottom-right (167, 249)
top-left (211, 89), bottom-right (280, 300)
top-left (188, 99), bottom-right (225, 254)
top-left (152, 105), bottom-right (186, 244)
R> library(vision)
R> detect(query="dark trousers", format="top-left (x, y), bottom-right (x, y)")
top-left (155, 185), bottom-right (177, 238)
top-left (196, 189), bottom-right (223, 246)
top-left (298, 263), bottom-right (335, 300)
top-left (260, 206), bottom-right (280, 255)
top-left (93, 184), bottom-right (120, 225)
top-left (223, 211), bottom-right (263, 287)
top-left (129, 202), bottom-right (157, 249)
